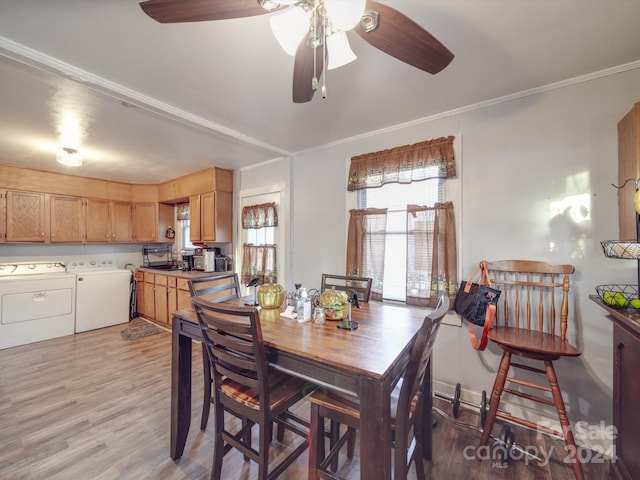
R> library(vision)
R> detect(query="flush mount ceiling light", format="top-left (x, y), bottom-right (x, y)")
top-left (56, 147), bottom-right (82, 167)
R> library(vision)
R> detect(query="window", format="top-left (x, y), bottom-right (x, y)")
top-left (241, 201), bottom-right (279, 285)
top-left (179, 219), bottom-right (196, 250)
top-left (356, 175), bottom-right (445, 301)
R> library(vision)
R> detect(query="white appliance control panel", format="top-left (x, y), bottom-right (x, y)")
top-left (67, 259), bottom-right (119, 272)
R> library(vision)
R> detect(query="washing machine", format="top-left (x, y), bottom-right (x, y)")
top-left (0, 261), bottom-right (76, 349)
top-left (67, 259), bottom-right (132, 333)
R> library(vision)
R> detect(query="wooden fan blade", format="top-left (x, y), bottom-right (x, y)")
top-left (293, 39), bottom-right (324, 103)
top-left (139, 0), bottom-right (281, 24)
top-left (355, 1), bottom-right (454, 74)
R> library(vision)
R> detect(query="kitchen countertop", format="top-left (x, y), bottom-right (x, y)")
top-left (136, 267), bottom-right (233, 279)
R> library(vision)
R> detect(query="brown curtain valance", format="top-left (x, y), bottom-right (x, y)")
top-left (347, 135), bottom-right (456, 191)
top-left (242, 202), bottom-right (278, 229)
top-left (176, 203), bottom-right (189, 221)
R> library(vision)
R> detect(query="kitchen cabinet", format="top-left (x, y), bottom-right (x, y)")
top-left (167, 276), bottom-right (178, 319)
top-left (190, 191), bottom-right (232, 243)
top-left (142, 273), bottom-right (156, 320)
top-left (84, 198), bottom-right (132, 243)
top-left (136, 270), bottom-right (216, 327)
top-left (134, 271), bottom-right (144, 317)
top-left (154, 274), bottom-right (169, 325)
top-left (133, 203), bottom-right (158, 242)
top-left (0, 190), bottom-right (5, 242)
top-left (176, 277), bottom-right (192, 311)
top-left (132, 202), bottom-right (174, 243)
top-left (139, 272), bottom-right (174, 325)
top-left (4, 189), bottom-right (47, 242)
top-left (84, 198), bottom-right (111, 242)
top-left (111, 201), bottom-right (132, 242)
top-left (50, 195), bottom-right (83, 243)
top-left (617, 102), bottom-right (640, 241)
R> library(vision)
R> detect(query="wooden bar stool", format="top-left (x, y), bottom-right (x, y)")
top-left (479, 260), bottom-right (583, 480)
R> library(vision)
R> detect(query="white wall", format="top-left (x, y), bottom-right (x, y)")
top-left (240, 66), bottom-right (640, 451)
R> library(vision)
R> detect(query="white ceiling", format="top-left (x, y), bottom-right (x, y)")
top-left (1, 1), bottom-right (639, 185)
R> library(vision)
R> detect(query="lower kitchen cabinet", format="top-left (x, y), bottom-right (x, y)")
top-left (154, 274), bottom-right (169, 324)
top-left (137, 272), bottom-right (195, 326)
top-left (142, 273), bottom-right (156, 320)
top-left (176, 277), bottom-right (192, 311)
top-left (167, 277), bottom-right (177, 320)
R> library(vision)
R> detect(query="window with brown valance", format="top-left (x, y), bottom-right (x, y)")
top-left (242, 202), bottom-right (278, 229)
top-left (347, 135), bottom-right (456, 191)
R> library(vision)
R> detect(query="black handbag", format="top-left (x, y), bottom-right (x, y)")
top-left (454, 260), bottom-right (501, 350)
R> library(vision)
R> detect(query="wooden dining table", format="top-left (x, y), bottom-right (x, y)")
top-left (171, 300), bottom-right (434, 480)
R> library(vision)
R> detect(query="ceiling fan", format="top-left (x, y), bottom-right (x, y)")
top-left (139, 0), bottom-right (454, 103)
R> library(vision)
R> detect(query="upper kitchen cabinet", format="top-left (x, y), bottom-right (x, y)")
top-left (0, 190), bottom-right (5, 242)
top-left (84, 198), bottom-right (111, 243)
top-left (618, 102), bottom-right (640, 241)
top-left (132, 203), bottom-right (158, 243)
top-left (83, 198), bottom-right (132, 243)
top-left (4, 189), bottom-right (47, 242)
top-left (190, 191), bottom-right (232, 243)
top-left (132, 202), bottom-right (174, 243)
top-left (111, 201), bottom-right (132, 242)
top-left (50, 195), bottom-right (84, 243)
top-left (182, 168), bottom-right (233, 244)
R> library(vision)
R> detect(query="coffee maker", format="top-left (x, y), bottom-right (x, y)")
top-left (180, 250), bottom-right (195, 271)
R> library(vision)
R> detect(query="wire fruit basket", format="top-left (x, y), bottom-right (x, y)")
top-left (595, 284), bottom-right (640, 310)
top-left (600, 240), bottom-right (640, 259)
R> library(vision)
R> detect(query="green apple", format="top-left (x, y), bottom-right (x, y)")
top-left (602, 292), bottom-right (616, 305)
top-left (630, 298), bottom-right (640, 309)
top-left (614, 292), bottom-right (630, 308)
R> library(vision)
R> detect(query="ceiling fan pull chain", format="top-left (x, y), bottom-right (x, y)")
top-left (322, 11), bottom-right (327, 99)
top-left (312, 0), bottom-right (318, 91)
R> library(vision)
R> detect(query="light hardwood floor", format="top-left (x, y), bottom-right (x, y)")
top-left (0, 318), bottom-right (610, 480)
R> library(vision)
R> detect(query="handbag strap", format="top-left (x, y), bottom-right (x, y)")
top-left (466, 303), bottom-right (496, 350)
top-left (465, 260), bottom-right (495, 351)
top-left (463, 260), bottom-right (491, 293)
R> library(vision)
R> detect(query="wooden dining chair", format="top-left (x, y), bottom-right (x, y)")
top-left (478, 260), bottom-right (583, 480)
top-left (320, 274), bottom-right (373, 303)
top-left (308, 295), bottom-right (450, 480)
top-left (192, 296), bottom-right (310, 480)
top-left (189, 273), bottom-right (241, 430)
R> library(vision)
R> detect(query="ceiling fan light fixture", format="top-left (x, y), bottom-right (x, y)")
top-left (56, 147), bottom-right (82, 167)
top-left (326, 31), bottom-right (357, 70)
top-left (324, 0), bottom-right (366, 31)
top-left (269, 6), bottom-right (310, 55)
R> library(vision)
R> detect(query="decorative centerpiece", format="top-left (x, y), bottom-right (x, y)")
top-left (318, 287), bottom-right (350, 320)
top-left (257, 278), bottom-right (285, 309)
